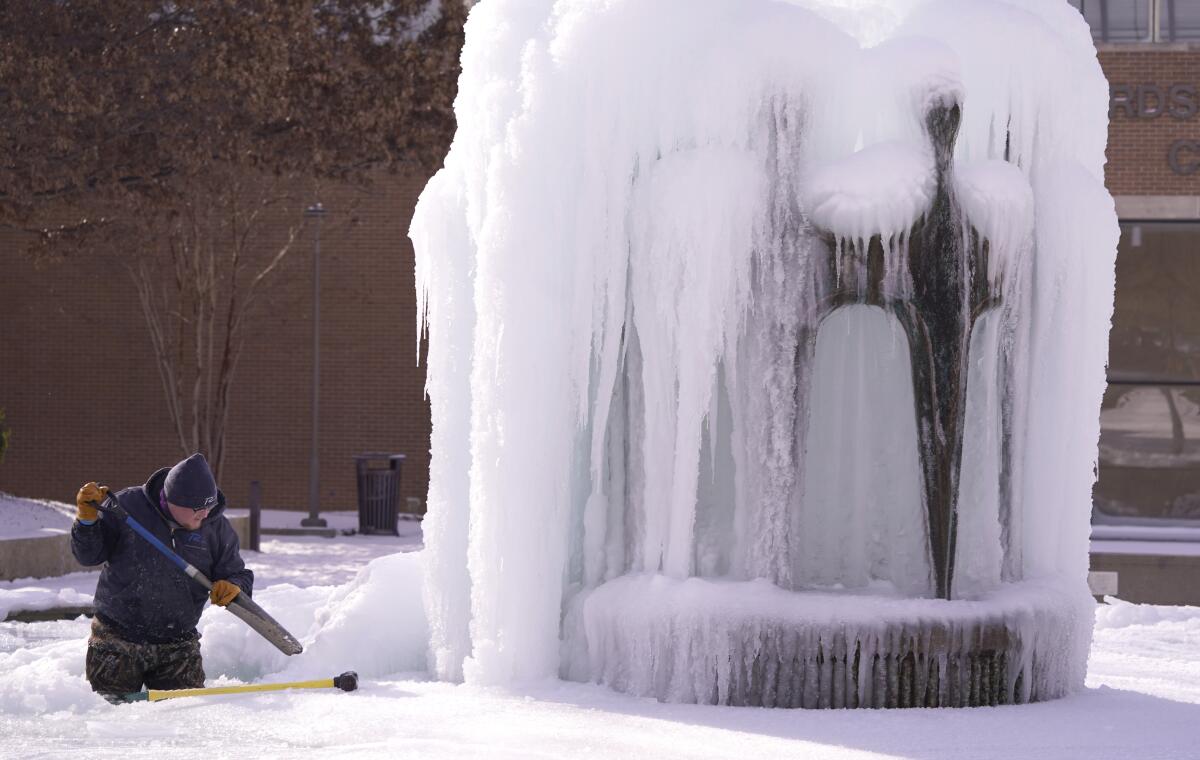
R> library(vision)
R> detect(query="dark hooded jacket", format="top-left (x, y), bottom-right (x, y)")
top-left (71, 467), bottom-right (253, 644)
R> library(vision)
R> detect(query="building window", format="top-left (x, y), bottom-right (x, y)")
top-left (1096, 222), bottom-right (1200, 524)
top-left (1070, 0), bottom-right (1200, 42)
top-left (1162, 0), bottom-right (1200, 40)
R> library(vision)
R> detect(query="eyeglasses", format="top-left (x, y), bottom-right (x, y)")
top-left (161, 493), bottom-right (215, 513)
top-left (164, 499), bottom-right (212, 514)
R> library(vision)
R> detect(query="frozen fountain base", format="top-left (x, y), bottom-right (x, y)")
top-left (576, 575), bottom-right (1093, 708)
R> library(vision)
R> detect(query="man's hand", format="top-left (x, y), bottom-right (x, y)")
top-left (210, 580), bottom-right (241, 607)
top-left (75, 482), bottom-right (109, 522)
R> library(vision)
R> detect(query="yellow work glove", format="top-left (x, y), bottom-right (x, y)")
top-left (210, 580), bottom-right (241, 607)
top-left (75, 482), bottom-right (109, 522)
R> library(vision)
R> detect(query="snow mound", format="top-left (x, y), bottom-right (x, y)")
top-left (202, 551), bottom-right (428, 683)
top-left (0, 620), bottom-right (97, 714)
top-left (0, 492), bottom-right (75, 540)
top-left (0, 573), bottom-right (96, 621)
top-left (281, 551), bottom-right (428, 680)
top-left (0, 552), bottom-right (427, 715)
top-left (1095, 597), bottom-right (1200, 630)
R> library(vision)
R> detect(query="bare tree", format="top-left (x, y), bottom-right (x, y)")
top-left (0, 0), bottom-right (464, 478)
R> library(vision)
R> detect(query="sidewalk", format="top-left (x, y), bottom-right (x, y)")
top-left (233, 509), bottom-right (424, 588)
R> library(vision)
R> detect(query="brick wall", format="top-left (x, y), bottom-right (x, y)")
top-left (3, 44), bottom-right (1197, 513)
top-left (0, 172), bottom-right (432, 512)
top-left (1099, 45), bottom-right (1200, 197)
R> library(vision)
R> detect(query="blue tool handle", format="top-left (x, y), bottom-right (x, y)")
top-left (95, 493), bottom-right (211, 587)
top-left (124, 512), bottom-right (192, 573)
top-left (91, 492), bottom-right (299, 654)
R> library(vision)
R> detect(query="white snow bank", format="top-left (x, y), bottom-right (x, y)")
top-left (0, 551), bottom-right (428, 715)
top-left (0, 572), bottom-right (96, 621)
top-left (0, 528), bottom-right (419, 619)
top-left (202, 551), bottom-right (428, 683)
top-left (1090, 539), bottom-right (1200, 557)
top-left (3, 606), bottom-right (1200, 757)
top-left (0, 619), bottom-right (95, 714)
top-left (0, 492), bottom-right (74, 539)
top-left (198, 582), bottom-right (336, 683)
top-left (1095, 596), bottom-right (1200, 630)
top-left (1089, 598), bottom-right (1200, 707)
top-left (281, 550), bottom-right (428, 680)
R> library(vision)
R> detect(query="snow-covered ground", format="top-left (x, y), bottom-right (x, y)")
top-left (0, 599), bottom-right (1197, 759)
top-left (4, 501), bottom-right (1198, 758)
top-left (0, 502), bottom-right (422, 619)
top-left (0, 492), bottom-right (76, 540)
top-left (1, 522), bottom-right (1198, 759)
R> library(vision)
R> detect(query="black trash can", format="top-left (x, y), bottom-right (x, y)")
top-left (354, 453), bottom-right (406, 536)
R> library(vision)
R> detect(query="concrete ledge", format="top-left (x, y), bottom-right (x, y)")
top-left (4, 605), bottom-right (95, 623)
top-left (0, 534), bottom-right (85, 582)
top-left (1114, 195), bottom-right (1200, 220)
top-left (229, 515), bottom-right (251, 548)
top-left (260, 526), bottom-right (338, 538)
top-left (1091, 551), bottom-right (1200, 605)
top-left (1097, 42), bottom-right (1200, 53)
top-left (0, 515), bottom-right (252, 582)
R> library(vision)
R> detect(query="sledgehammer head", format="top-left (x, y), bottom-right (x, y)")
top-left (333, 671), bottom-right (358, 692)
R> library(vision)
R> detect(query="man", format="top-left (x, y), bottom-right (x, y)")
top-left (72, 452), bottom-right (253, 701)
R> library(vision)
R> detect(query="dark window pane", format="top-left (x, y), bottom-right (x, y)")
top-left (1096, 384), bottom-right (1200, 520)
top-left (1164, 0), bottom-right (1200, 41)
top-left (1096, 222), bottom-right (1200, 523)
top-left (1107, 223), bottom-right (1200, 383)
top-left (1069, 0), bottom-right (1154, 42)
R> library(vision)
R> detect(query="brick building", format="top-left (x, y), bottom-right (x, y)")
top-left (1091, 20), bottom-right (1200, 525)
top-left (0, 172), bottom-right (434, 513)
top-left (2, 3), bottom-right (1199, 524)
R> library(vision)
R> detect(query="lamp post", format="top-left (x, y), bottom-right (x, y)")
top-left (302, 202), bottom-right (328, 528)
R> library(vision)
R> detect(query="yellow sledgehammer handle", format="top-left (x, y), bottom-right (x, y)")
top-left (125, 671), bottom-right (358, 703)
top-left (148, 678), bottom-right (333, 702)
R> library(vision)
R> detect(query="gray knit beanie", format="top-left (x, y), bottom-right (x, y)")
top-left (164, 453), bottom-right (218, 510)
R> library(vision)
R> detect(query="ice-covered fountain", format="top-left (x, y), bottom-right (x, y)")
top-left (411, 0), bottom-right (1118, 708)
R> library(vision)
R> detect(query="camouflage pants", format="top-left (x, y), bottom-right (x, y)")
top-left (85, 617), bottom-right (205, 702)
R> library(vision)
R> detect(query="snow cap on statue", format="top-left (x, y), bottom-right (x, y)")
top-left (164, 453), bottom-right (218, 510)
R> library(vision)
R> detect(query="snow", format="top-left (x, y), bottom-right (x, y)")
top-left (0, 525), bottom-right (426, 711)
top-left (409, 0), bottom-right (1118, 695)
top-left (0, 574), bottom-right (95, 622)
top-left (0, 0), bottom-right (1151, 751)
top-left (953, 159), bottom-right (1034, 287)
top-left (803, 141), bottom-right (936, 247)
top-left (0, 492), bottom-right (75, 540)
top-left (226, 508), bottom-right (426, 538)
top-left (1090, 540), bottom-right (1200, 558)
top-left (1, 514), bottom-right (423, 619)
top-left (195, 551), bottom-right (427, 686)
top-left (1, 582), bottom-right (1199, 758)
top-left (1092, 524), bottom-right (1200, 544)
top-left (2, 521), bottom-right (1197, 756)
top-left (577, 574), bottom-right (1092, 707)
